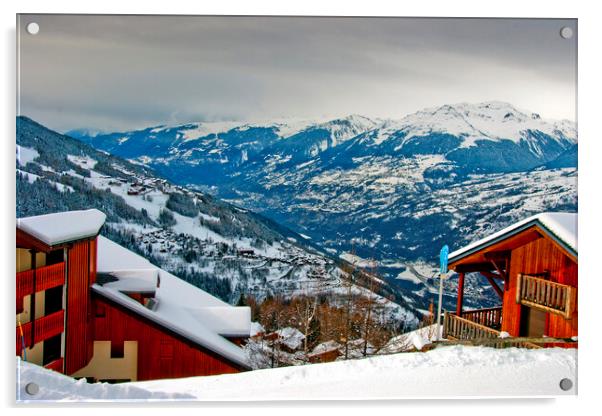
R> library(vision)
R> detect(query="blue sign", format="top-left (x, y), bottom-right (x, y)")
top-left (439, 245), bottom-right (449, 274)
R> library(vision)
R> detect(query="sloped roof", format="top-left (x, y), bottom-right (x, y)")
top-left (17, 209), bottom-right (106, 246)
top-left (449, 212), bottom-right (577, 264)
top-left (94, 235), bottom-right (250, 368)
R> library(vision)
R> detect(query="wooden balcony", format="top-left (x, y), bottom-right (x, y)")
top-left (16, 262), bottom-right (65, 313)
top-left (516, 274), bottom-right (576, 319)
top-left (460, 307), bottom-right (502, 330)
top-left (16, 310), bottom-right (64, 355)
top-left (444, 311), bottom-right (501, 341)
top-left (443, 312), bottom-right (540, 349)
top-left (36, 262), bottom-right (66, 292)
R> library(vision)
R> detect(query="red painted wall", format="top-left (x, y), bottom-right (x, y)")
top-left (501, 237), bottom-right (578, 340)
top-left (64, 240), bottom-right (95, 374)
top-left (92, 295), bottom-right (244, 381)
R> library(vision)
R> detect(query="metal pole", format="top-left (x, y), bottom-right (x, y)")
top-left (436, 272), bottom-right (446, 341)
top-left (437, 245), bottom-right (449, 341)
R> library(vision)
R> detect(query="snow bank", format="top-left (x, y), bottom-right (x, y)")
top-left (18, 346), bottom-right (576, 401)
top-left (134, 345), bottom-right (577, 399)
top-left (379, 324), bottom-right (442, 354)
top-left (17, 209), bottom-right (106, 246)
top-left (16, 358), bottom-right (193, 402)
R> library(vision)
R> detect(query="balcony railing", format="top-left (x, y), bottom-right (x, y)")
top-left (36, 262), bottom-right (66, 292)
top-left (443, 312), bottom-right (540, 349)
top-left (444, 311), bottom-right (501, 341)
top-left (460, 307), bottom-right (502, 330)
top-left (516, 274), bottom-right (576, 319)
top-left (16, 263), bottom-right (65, 313)
top-left (16, 310), bottom-right (64, 356)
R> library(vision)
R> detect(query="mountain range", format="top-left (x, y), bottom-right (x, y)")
top-left (70, 101), bottom-right (577, 263)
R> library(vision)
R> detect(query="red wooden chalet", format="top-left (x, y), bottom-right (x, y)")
top-left (443, 212), bottom-right (577, 347)
top-left (17, 209), bottom-right (251, 382)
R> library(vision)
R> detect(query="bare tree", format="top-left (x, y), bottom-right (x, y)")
top-left (292, 293), bottom-right (319, 359)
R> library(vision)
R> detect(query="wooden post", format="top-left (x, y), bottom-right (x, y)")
top-left (29, 250), bottom-right (37, 348)
top-left (456, 272), bottom-right (465, 316)
top-left (443, 311), bottom-right (449, 339)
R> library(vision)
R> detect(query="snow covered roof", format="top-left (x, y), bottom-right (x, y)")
top-left (274, 327), bottom-right (305, 350)
top-left (187, 307), bottom-right (251, 338)
top-left (310, 340), bottom-right (342, 355)
top-left (94, 235), bottom-right (251, 368)
top-left (17, 209), bottom-right (106, 247)
top-left (101, 269), bottom-right (159, 293)
top-left (449, 212), bottom-right (577, 263)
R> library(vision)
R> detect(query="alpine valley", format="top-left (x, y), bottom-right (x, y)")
top-left (17, 101), bottom-right (577, 328)
top-left (72, 101), bottom-right (577, 294)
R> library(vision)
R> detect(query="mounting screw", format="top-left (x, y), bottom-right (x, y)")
top-left (26, 22), bottom-right (40, 35)
top-left (25, 382), bottom-right (39, 395)
top-left (559, 378), bottom-right (573, 391)
top-left (560, 27), bottom-right (573, 40)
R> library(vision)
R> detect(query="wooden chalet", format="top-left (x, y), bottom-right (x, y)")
top-left (307, 341), bottom-right (343, 363)
top-left (443, 212), bottom-right (577, 347)
top-left (17, 209), bottom-right (251, 382)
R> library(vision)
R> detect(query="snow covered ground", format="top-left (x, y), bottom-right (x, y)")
top-left (16, 345), bottom-right (576, 402)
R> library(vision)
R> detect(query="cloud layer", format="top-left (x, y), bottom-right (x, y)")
top-left (18, 15), bottom-right (577, 132)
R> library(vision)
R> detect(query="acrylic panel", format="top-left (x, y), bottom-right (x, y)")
top-left (15, 14), bottom-right (577, 402)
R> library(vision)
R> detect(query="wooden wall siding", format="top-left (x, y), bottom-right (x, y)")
top-left (502, 237), bottom-right (578, 339)
top-left (64, 240), bottom-right (95, 374)
top-left (89, 238), bottom-right (97, 285)
top-left (92, 295), bottom-right (243, 381)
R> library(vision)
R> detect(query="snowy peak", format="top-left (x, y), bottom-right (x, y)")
top-left (73, 101), bottom-right (577, 175)
top-left (391, 101), bottom-right (576, 147)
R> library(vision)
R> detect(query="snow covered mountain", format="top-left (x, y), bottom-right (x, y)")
top-left (71, 102), bottom-right (575, 175)
top-left (71, 101), bottom-right (576, 267)
top-left (17, 116), bottom-right (419, 329)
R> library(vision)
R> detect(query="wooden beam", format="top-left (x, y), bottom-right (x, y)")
top-left (484, 251), bottom-right (511, 262)
top-left (489, 259), bottom-right (508, 281)
top-left (456, 272), bottom-right (465, 315)
top-left (438, 337), bottom-right (576, 346)
top-left (480, 271), bottom-right (504, 299)
top-left (480, 270), bottom-right (505, 280)
top-left (454, 262), bottom-right (496, 273)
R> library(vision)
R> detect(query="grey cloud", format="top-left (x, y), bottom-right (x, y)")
top-left (18, 15), bottom-right (576, 132)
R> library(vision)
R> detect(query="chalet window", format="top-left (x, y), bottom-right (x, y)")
top-left (111, 340), bottom-right (125, 358)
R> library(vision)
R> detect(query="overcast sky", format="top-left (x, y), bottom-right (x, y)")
top-left (18, 15), bottom-right (577, 133)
